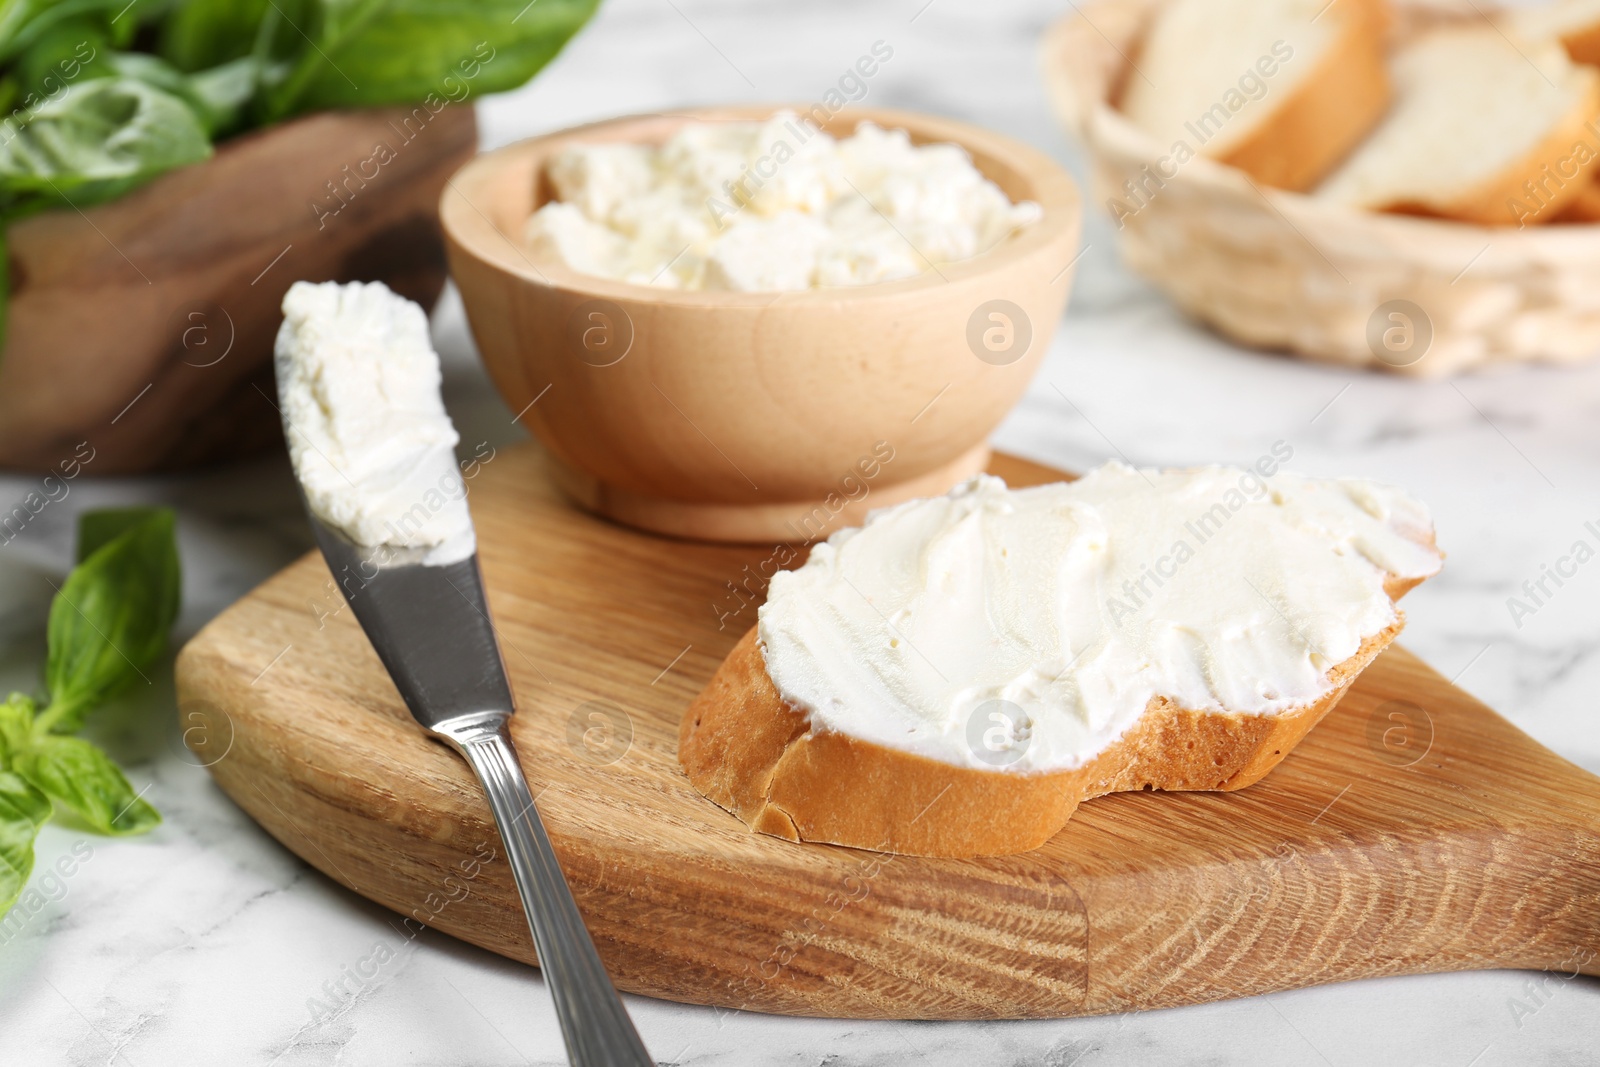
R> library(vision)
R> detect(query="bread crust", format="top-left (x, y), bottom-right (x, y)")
top-left (1220, 0), bottom-right (1392, 191)
top-left (1558, 23), bottom-right (1600, 67)
top-left (1555, 177), bottom-right (1600, 223)
top-left (1383, 68), bottom-right (1600, 226)
top-left (680, 572), bottom-right (1429, 858)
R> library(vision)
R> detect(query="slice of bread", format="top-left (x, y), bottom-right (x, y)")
top-left (1118, 0), bottom-right (1390, 191)
top-left (683, 617), bottom-right (1403, 858)
top-left (679, 474), bottom-right (1440, 859)
top-left (1503, 0), bottom-right (1600, 66)
top-left (1317, 26), bottom-right (1600, 226)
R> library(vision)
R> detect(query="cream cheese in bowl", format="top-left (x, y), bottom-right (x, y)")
top-left (523, 111), bottom-right (1042, 290)
top-left (757, 461), bottom-right (1443, 773)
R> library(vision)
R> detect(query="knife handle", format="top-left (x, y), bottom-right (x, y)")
top-left (434, 712), bottom-right (653, 1067)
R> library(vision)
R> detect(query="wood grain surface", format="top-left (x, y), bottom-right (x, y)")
top-left (174, 444), bottom-right (1600, 1020)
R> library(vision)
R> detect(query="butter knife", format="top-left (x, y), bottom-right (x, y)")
top-left (303, 512), bottom-right (653, 1066)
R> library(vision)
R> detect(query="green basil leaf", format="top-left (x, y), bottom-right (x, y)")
top-left (0, 693), bottom-right (35, 762)
top-left (262, 0), bottom-right (598, 120)
top-left (98, 50), bottom-right (256, 137)
top-left (75, 504), bottom-right (165, 564)
top-left (0, 0), bottom-right (153, 64)
top-left (14, 735), bottom-right (159, 835)
top-left (0, 770), bottom-right (49, 915)
top-left (43, 507), bottom-right (180, 732)
top-left (122, 24), bottom-right (264, 137)
top-left (0, 0), bottom-right (53, 57)
top-left (156, 0), bottom-right (300, 72)
top-left (0, 0), bottom-right (91, 62)
top-left (0, 76), bottom-right (211, 218)
top-left (9, 14), bottom-right (113, 104)
top-left (180, 55), bottom-right (259, 137)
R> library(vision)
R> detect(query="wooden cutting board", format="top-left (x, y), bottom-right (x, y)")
top-left (174, 444), bottom-right (1600, 1020)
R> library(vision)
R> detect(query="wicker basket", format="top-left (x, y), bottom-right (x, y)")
top-left (1042, 0), bottom-right (1600, 377)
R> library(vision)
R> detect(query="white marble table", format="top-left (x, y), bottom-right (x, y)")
top-left (1, 1), bottom-right (1596, 1063)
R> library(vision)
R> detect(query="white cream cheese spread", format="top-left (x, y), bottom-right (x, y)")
top-left (523, 112), bottom-right (1041, 291)
top-left (757, 461), bottom-right (1442, 773)
top-left (274, 280), bottom-right (474, 566)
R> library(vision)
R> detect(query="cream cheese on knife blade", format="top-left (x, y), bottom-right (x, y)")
top-left (274, 280), bottom-right (474, 566)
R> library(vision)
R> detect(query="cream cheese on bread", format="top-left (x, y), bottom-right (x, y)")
top-left (757, 462), bottom-right (1442, 774)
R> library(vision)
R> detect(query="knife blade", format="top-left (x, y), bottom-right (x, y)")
top-left (303, 511), bottom-right (653, 1066)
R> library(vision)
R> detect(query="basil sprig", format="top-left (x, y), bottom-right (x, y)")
top-left (0, 506), bottom-right (179, 916)
top-left (0, 0), bottom-right (600, 338)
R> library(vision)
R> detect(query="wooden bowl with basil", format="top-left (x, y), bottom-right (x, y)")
top-left (0, 0), bottom-right (599, 475)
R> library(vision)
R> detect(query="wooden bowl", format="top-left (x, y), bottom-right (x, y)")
top-left (441, 106), bottom-right (1082, 543)
top-left (0, 105), bottom-right (477, 474)
top-left (1043, 0), bottom-right (1600, 377)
